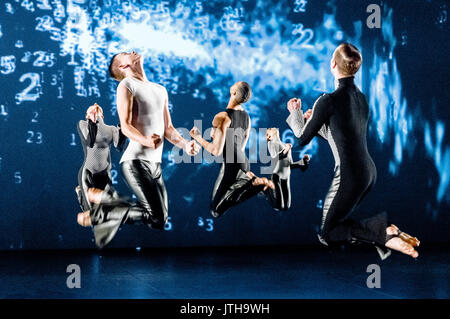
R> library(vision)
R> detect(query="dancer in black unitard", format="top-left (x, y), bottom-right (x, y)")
top-left (190, 82), bottom-right (274, 217)
top-left (264, 128), bottom-right (310, 211)
top-left (76, 103), bottom-right (126, 213)
top-left (286, 43), bottom-right (420, 259)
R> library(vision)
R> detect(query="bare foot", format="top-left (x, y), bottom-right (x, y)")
top-left (390, 224), bottom-right (420, 247)
top-left (252, 177), bottom-right (275, 191)
top-left (77, 211), bottom-right (92, 227)
top-left (87, 188), bottom-right (103, 204)
top-left (385, 237), bottom-right (419, 258)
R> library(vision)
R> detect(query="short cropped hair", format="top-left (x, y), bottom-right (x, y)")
top-left (108, 53), bottom-right (121, 80)
top-left (334, 43), bottom-right (362, 76)
top-left (235, 81), bottom-right (252, 104)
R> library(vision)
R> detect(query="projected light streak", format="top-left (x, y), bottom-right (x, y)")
top-left (368, 7), bottom-right (449, 201)
top-left (425, 122), bottom-right (450, 203)
top-left (369, 54), bottom-right (413, 174)
top-left (72, 2), bottom-right (347, 91)
top-left (117, 22), bottom-right (210, 60)
top-left (368, 7), bottom-right (413, 162)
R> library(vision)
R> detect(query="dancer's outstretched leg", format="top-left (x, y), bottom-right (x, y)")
top-left (121, 160), bottom-right (168, 230)
top-left (210, 166), bottom-right (273, 218)
top-left (77, 202), bottom-right (154, 248)
top-left (318, 172), bottom-right (419, 259)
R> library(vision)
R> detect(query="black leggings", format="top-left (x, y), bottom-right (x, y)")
top-left (265, 174), bottom-right (291, 211)
top-left (89, 160), bottom-right (168, 248)
top-left (319, 165), bottom-right (388, 247)
top-left (210, 163), bottom-right (264, 218)
top-left (263, 158), bottom-right (308, 212)
top-left (121, 160), bottom-right (168, 230)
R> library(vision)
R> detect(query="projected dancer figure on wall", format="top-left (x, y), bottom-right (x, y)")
top-left (264, 128), bottom-right (311, 211)
top-left (77, 51), bottom-right (199, 248)
top-left (75, 103), bottom-right (126, 216)
top-left (286, 43), bottom-right (420, 259)
top-left (190, 82), bottom-right (275, 218)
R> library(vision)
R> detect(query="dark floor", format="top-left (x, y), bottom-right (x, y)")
top-left (0, 245), bottom-right (448, 299)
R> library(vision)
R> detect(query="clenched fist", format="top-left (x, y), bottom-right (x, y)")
top-left (145, 133), bottom-right (162, 149)
top-left (190, 126), bottom-right (201, 140)
top-left (86, 103), bottom-right (102, 122)
top-left (287, 98), bottom-right (302, 113)
top-left (185, 139), bottom-right (200, 156)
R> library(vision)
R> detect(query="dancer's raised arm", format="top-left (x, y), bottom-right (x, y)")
top-left (190, 112), bottom-right (231, 156)
top-left (286, 95), bottom-right (331, 146)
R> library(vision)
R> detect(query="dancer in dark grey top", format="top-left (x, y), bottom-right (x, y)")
top-left (286, 43), bottom-right (420, 259)
top-left (190, 82), bottom-right (274, 218)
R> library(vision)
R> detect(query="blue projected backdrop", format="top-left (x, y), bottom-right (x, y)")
top-left (0, 0), bottom-right (448, 249)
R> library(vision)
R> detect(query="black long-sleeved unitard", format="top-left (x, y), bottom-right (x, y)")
top-left (287, 76), bottom-right (389, 249)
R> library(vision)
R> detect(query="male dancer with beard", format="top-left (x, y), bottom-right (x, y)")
top-left (286, 43), bottom-right (420, 259)
top-left (77, 51), bottom-right (199, 247)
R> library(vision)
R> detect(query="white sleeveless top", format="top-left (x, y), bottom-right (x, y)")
top-left (119, 77), bottom-right (167, 164)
